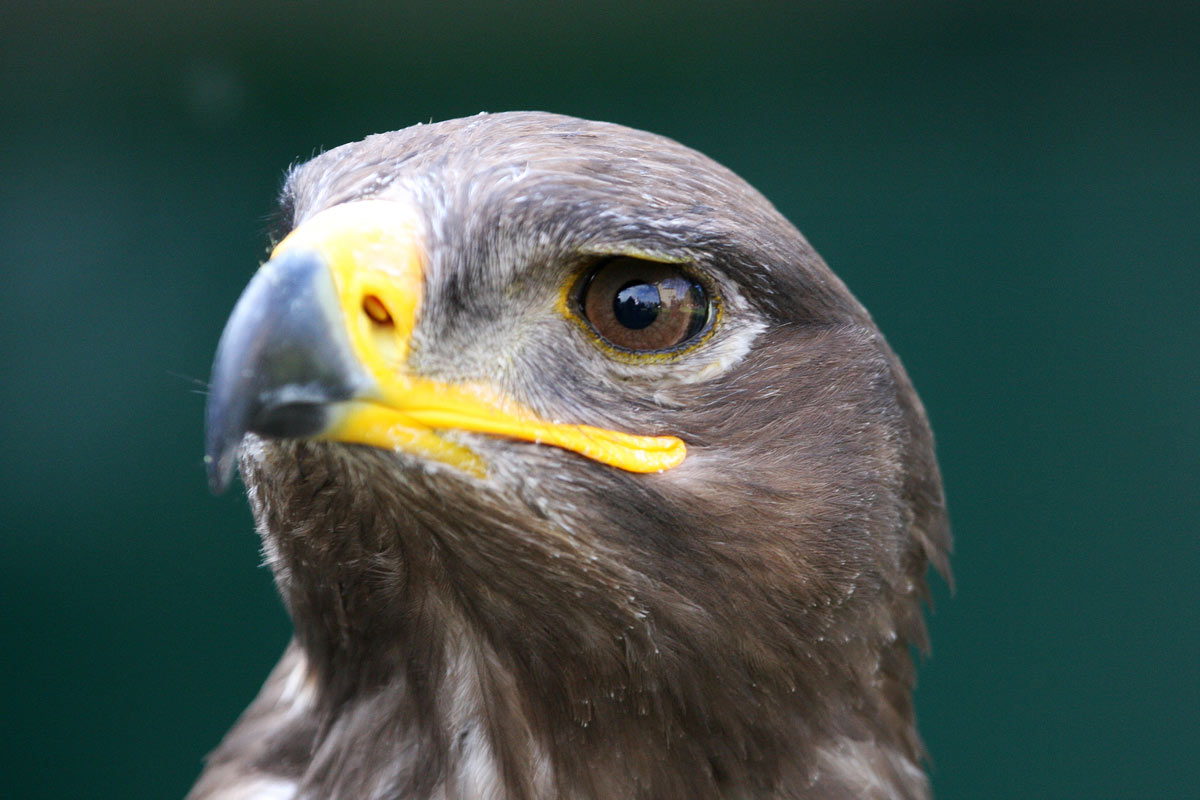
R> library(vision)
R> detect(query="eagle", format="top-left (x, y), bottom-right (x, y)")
top-left (194, 112), bottom-right (950, 800)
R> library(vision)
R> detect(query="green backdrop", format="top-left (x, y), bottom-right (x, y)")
top-left (2, 2), bottom-right (1196, 797)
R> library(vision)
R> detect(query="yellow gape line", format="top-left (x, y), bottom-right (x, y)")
top-left (271, 200), bottom-right (688, 475)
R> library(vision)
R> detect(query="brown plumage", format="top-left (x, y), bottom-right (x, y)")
top-left (193, 112), bottom-right (950, 799)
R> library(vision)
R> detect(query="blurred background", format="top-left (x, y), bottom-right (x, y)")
top-left (2, 1), bottom-right (1196, 797)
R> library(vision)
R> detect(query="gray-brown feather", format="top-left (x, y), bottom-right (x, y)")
top-left (190, 112), bottom-right (949, 800)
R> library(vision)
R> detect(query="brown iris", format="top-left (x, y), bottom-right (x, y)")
top-left (580, 257), bottom-right (710, 352)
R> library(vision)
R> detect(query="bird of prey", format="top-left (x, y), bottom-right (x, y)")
top-left (195, 112), bottom-right (950, 800)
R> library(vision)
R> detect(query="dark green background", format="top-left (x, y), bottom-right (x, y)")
top-left (2, 2), bottom-right (1196, 797)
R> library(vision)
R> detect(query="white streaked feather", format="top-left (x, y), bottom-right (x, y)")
top-left (207, 776), bottom-right (296, 800)
top-left (815, 738), bottom-right (928, 800)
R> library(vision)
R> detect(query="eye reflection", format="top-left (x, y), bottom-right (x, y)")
top-left (613, 281), bottom-right (660, 330)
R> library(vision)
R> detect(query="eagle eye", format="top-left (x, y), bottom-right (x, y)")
top-left (578, 257), bottom-right (711, 353)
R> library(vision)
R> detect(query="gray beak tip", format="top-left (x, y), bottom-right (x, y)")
top-left (203, 449), bottom-right (236, 496)
top-left (203, 249), bottom-right (366, 496)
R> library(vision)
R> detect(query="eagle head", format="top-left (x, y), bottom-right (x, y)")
top-left (195, 112), bottom-right (949, 800)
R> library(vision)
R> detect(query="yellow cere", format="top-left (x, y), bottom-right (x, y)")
top-left (273, 200), bottom-right (424, 367)
top-left (273, 200), bottom-right (688, 475)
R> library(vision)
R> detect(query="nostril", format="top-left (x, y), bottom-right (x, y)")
top-left (362, 295), bottom-right (393, 326)
top-left (361, 292), bottom-right (401, 365)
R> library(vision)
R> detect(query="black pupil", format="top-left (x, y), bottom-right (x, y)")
top-left (613, 281), bottom-right (660, 329)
